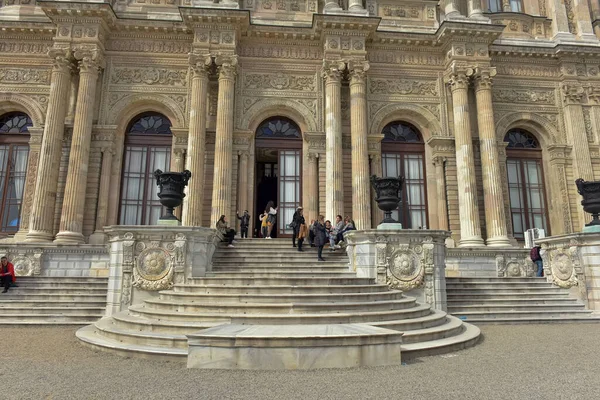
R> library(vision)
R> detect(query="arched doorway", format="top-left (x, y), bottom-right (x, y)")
top-left (504, 128), bottom-right (549, 240)
top-left (0, 112), bottom-right (31, 233)
top-left (254, 117), bottom-right (302, 237)
top-left (118, 113), bottom-right (172, 225)
top-left (380, 121), bottom-right (428, 229)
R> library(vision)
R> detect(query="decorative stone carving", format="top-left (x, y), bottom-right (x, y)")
top-left (243, 73), bottom-right (316, 91)
top-left (0, 248), bottom-right (43, 276)
top-left (583, 108), bottom-right (594, 143)
top-left (387, 245), bottom-right (425, 290)
top-left (369, 78), bottom-right (437, 96)
top-left (0, 68), bottom-right (51, 84)
top-left (542, 241), bottom-right (580, 288)
top-left (496, 254), bottom-right (534, 277)
top-left (492, 88), bottom-right (555, 104)
top-left (110, 67), bottom-right (188, 86)
top-left (562, 84), bottom-right (586, 104)
top-left (133, 247), bottom-right (174, 291)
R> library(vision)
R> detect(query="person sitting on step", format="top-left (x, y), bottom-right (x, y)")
top-left (216, 215), bottom-right (236, 248)
top-left (0, 256), bottom-right (15, 293)
top-left (336, 216), bottom-right (356, 247)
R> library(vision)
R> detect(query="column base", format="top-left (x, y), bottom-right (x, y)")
top-left (12, 229), bottom-right (28, 243)
top-left (486, 236), bottom-right (512, 247)
top-left (54, 231), bottom-right (85, 245)
top-left (458, 237), bottom-right (485, 247)
top-left (88, 231), bottom-right (107, 245)
top-left (25, 230), bottom-right (54, 243)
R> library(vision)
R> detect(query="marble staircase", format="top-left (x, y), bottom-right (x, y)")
top-left (0, 276), bottom-right (108, 324)
top-left (447, 277), bottom-right (600, 324)
top-left (77, 239), bottom-right (480, 367)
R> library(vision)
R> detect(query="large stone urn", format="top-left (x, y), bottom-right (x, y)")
top-left (575, 178), bottom-right (600, 227)
top-left (370, 175), bottom-right (404, 225)
top-left (154, 169), bottom-right (192, 221)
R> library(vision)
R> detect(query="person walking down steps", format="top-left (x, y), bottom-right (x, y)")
top-left (291, 207), bottom-right (306, 251)
top-left (265, 201), bottom-right (278, 239)
top-left (313, 215), bottom-right (327, 262)
top-left (236, 210), bottom-right (250, 239)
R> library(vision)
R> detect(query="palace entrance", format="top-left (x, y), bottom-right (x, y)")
top-left (254, 117), bottom-right (302, 238)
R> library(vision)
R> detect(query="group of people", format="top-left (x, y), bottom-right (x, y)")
top-left (215, 200), bottom-right (278, 247)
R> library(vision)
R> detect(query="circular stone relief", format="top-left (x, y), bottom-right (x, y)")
top-left (389, 251), bottom-right (420, 282)
top-left (551, 253), bottom-right (573, 281)
top-left (506, 262), bottom-right (521, 277)
top-left (136, 248), bottom-right (172, 281)
top-left (11, 256), bottom-right (33, 276)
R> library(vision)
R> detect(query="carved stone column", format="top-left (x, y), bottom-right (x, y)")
top-left (89, 146), bottom-right (114, 245)
top-left (349, 62), bottom-right (371, 230)
top-left (55, 51), bottom-right (103, 244)
top-left (468, 0), bottom-right (485, 18)
top-left (474, 68), bottom-right (511, 247)
top-left (444, 0), bottom-right (462, 19)
top-left (210, 56), bottom-right (237, 225)
top-left (171, 148), bottom-right (186, 221)
top-left (182, 54), bottom-right (211, 227)
top-left (13, 128), bottom-right (43, 242)
top-left (323, 61), bottom-right (345, 222)
top-left (370, 154), bottom-right (384, 227)
top-left (563, 84), bottom-right (595, 229)
top-left (432, 156), bottom-right (449, 231)
top-left (26, 50), bottom-right (73, 243)
top-left (447, 70), bottom-right (484, 247)
top-left (238, 151), bottom-right (249, 214)
top-left (305, 152), bottom-right (319, 223)
top-left (348, 0), bottom-right (366, 12)
top-left (324, 0), bottom-right (342, 11)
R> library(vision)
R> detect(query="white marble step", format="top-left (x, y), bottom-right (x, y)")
top-left (159, 290), bottom-right (404, 303)
top-left (400, 322), bottom-right (481, 359)
top-left (211, 266), bottom-right (350, 273)
top-left (189, 277), bottom-right (374, 286)
top-left (455, 315), bottom-right (600, 324)
top-left (3, 287), bottom-right (108, 295)
top-left (447, 292), bottom-right (570, 299)
top-left (172, 283), bottom-right (390, 294)
top-left (208, 271), bottom-right (358, 278)
top-left (447, 298), bottom-right (580, 305)
top-left (0, 306), bottom-right (104, 315)
top-left (448, 303), bottom-right (587, 313)
top-left (446, 278), bottom-right (547, 283)
top-left (451, 310), bottom-right (593, 319)
top-left (397, 315), bottom-right (465, 344)
top-left (0, 300), bottom-right (106, 308)
top-left (0, 293), bottom-right (107, 301)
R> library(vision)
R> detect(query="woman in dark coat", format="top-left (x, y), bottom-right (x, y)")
top-left (291, 207), bottom-right (305, 249)
top-left (313, 215), bottom-right (327, 262)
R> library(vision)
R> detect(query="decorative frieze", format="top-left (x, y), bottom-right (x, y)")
top-left (108, 40), bottom-right (191, 54)
top-left (368, 51), bottom-right (444, 66)
top-left (495, 64), bottom-right (559, 78)
top-left (243, 72), bottom-right (316, 91)
top-left (0, 41), bottom-right (52, 55)
top-left (368, 78), bottom-right (437, 96)
top-left (492, 88), bottom-right (555, 105)
top-left (110, 67), bottom-right (188, 87)
top-left (0, 68), bottom-right (51, 85)
top-left (238, 45), bottom-right (323, 60)
top-left (583, 108), bottom-right (595, 143)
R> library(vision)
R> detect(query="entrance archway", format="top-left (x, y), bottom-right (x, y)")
top-left (254, 117), bottom-right (302, 238)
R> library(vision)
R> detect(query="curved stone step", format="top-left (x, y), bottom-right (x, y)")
top-left (0, 306), bottom-right (104, 315)
top-left (0, 300), bottom-right (106, 308)
top-left (211, 266), bottom-right (350, 272)
top-left (400, 322), bottom-right (481, 360)
top-left (451, 310), bottom-right (593, 319)
top-left (397, 315), bottom-right (465, 344)
top-left (447, 298), bottom-right (581, 306)
top-left (94, 317), bottom-right (188, 349)
top-left (0, 294), bottom-right (107, 301)
top-left (190, 277), bottom-right (375, 286)
top-left (209, 272), bottom-right (357, 278)
top-left (2, 288), bottom-right (107, 295)
top-left (455, 316), bottom-right (600, 324)
top-left (172, 283), bottom-right (390, 294)
top-left (369, 309), bottom-right (449, 331)
top-left (142, 297), bottom-right (418, 314)
top-left (111, 312), bottom-right (223, 334)
top-left (159, 290), bottom-right (404, 303)
top-left (448, 303), bottom-right (587, 312)
top-left (447, 292), bottom-right (570, 299)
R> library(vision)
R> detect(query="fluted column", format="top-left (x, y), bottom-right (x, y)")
top-left (89, 146), bottom-right (113, 244)
top-left (238, 151), bottom-right (249, 213)
top-left (468, 0), bottom-right (485, 18)
top-left (26, 50), bottom-right (73, 242)
top-left (182, 54), bottom-right (211, 227)
top-left (324, 0), bottom-right (342, 11)
top-left (171, 148), bottom-right (185, 221)
top-left (210, 56), bottom-right (237, 225)
top-left (55, 51), bottom-right (102, 244)
top-left (306, 152), bottom-right (319, 222)
top-left (348, 0), bottom-right (365, 11)
top-left (323, 61), bottom-right (345, 222)
top-left (474, 68), bottom-right (511, 247)
top-left (370, 154), bottom-right (384, 227)
top-left (349, 62), bottom-right (371, 230)
top-left (432, 156), bottom-right (449, 231)
top-left (448, 70), bottom-right (484, 247)
top-left (13, 129), bottom-right (42, 242)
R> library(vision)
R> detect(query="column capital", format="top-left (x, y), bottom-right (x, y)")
top-left (238, 150), bottom-right (250, 159)
top-left (216, 54), bottom-right (238, 80)
top-left (74, 49), bottom-right (104, 74)
top-left (322, 60), bottom-right (346, 84)
top-left (306, 151), bottom-right (319, 164)
top-left (473, 67), bottom-right (496, 92)
top-left (48, 48), bottom-right (74, 74)
top-left (446, 69), bottom-right (472, 91)
top-left (348, 60), bottom-right (369, 85)
top-left (432, 156), bottom-right (447, 166)
top-left (562, 83), bottom-right (586, 104)
top-left (189, 53), bottom-right (213, 79)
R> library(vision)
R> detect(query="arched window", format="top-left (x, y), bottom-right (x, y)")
top-left (0, 112), bottom-right (31, 233)
top-left (256, 117), bottom-right (301, 139)
top-left (505, 129), bottom-right (549, 240)
top-left (119, 113), bottom-right (172, 225)
top-left (380, 121), bottom-right (427, 229)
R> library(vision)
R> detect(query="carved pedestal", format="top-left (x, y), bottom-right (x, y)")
top-left (104, 226), bottom-right (221, 316)
top-left (538, 233), bottom-right (600, 310)
top-left (344, 230), bottom-right (450, 311)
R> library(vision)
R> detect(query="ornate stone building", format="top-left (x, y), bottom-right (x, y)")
top-left (0, 0), bottom-right (599, 247)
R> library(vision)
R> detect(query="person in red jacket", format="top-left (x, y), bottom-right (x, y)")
top-left (0, 256), bottom-right (15, 293)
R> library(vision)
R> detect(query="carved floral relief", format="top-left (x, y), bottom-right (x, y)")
top-left (111, 67), bottom-right (188, 86)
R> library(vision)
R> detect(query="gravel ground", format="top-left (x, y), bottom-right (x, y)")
top-left (1, 324), bottom-right (599, 400)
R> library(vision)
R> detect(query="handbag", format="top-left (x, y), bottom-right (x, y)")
top-left (298, 224), bottom-right (308, 239)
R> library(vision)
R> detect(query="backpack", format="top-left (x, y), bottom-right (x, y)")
top-left (530, 246), bottom-right (540, 262)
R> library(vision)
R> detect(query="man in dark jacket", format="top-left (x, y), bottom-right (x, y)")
top-left (530, 245), bottom-right (543, 277)
top-left (0, 256), bottom-right (15, 293)
top-left (236, 210), bottom-right (250, 239)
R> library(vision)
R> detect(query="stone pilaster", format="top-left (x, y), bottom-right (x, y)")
top-left (55, 51), bottom-right (103, 244)
top-left (349, 61), bottom-right (371, 230)
top-left (563, 83), bottom-right (595, 229)
top-left (305, 152), bottom-right (319, 223)
top-left (89, 146), bottom-right (114, 245)
top-left (447, 70), bottom-right (484, 247)
top-left (210, 55), bottom-right (237, 225)
top-left (370, 154), bottom-right (383, 227)
top-left (238, 151), bottom-right (249, 214)
top-left (474, 68), bottom-right (511, 247)
top-left (13, 128), bottom-right (43, 242)
top-left (322, 60), bottom-right (345, 222)
top-left (182, 54), bottom-right (211, 227)
top-left (26, 49), bottom-right (73, 243)
top-left (432, 156), bottom-right (449, 231)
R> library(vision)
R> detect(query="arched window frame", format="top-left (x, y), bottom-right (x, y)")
top-left (504, 128), bottom-right (550, 240)
top-left (119, 113), bottom-right (173, 226)
top-left (380, 121), bottom-right (428, 229)
top-left (0, 112), bottom-right (31, 233)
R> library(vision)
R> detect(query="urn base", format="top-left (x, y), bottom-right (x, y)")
top-left (377, 223), bottom-right (403, 230)
top-left (157, 219), bottom-right (181, 227)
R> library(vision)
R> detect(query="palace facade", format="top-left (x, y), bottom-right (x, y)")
top-left (0, 0), bottom-right (599, 247)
